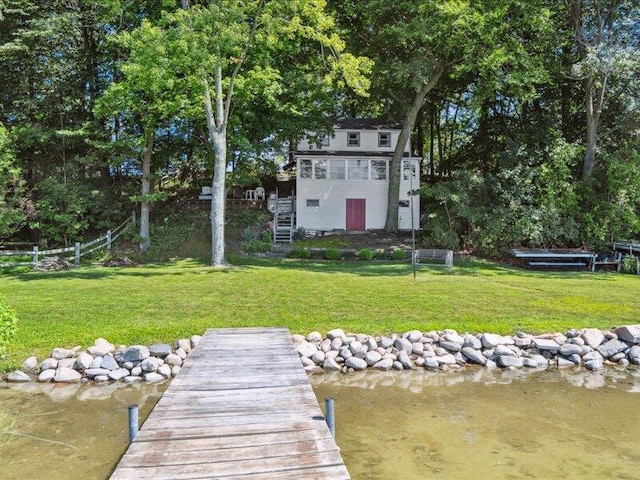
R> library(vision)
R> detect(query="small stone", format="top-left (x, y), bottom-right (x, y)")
top-left (497, 356), bottom-right (523, 368)
top-left (628, 346), bottom-right (640, 360)
top-left (411, 342), bottom-right (424, 355)
top-left (424, 357), bottom-right (440, 369)
top-left (327, 329), bottom-right (346, 341)
top-left (157, 364), bottom-right (172, 378)
top-left (582, 329), bottom-right (605, 349)
top-left (295, 341), bottom-right (318, 358)
top-left (559, 343), bottom-right (583, 356)
top-left (557, 357), bottom-right (575, 368)
top-left (379, 336), bottom-right (394, 349)
top-left (38, 358), bottom-right (58, 371)
top-left (345, 357), bottom-right (368, 371)
top-left (164, 353), bottom-right (183, 367)
top-left (397, 351), bottom-right (413, 369)
top-left (89, 357), bottom-right (103, 369)
top-left (108, 368), bottom-right (130, 381)
top-left (405, 330), bottom-right (423, 343)
top-left (530, 354), bottom-right (549, 368)
top-left (306, 331), bottom-right (323, 342)
top-left (85, 368), bottom-right (110, 378)
top-left (494, 345), bottom-right (517, 357)
top-left (57, 358), bottom-right (76, 369)
top-left (330, 337), bottom-right (343, 350)
top-left (322, 357), bottom-right (341, 372)
top-left (74, 352), bottom-right (94, 370)
top-left (190, 335), bottom-right (202, 348)
top-left (171, 366), bottom-right (181, 376)
top-left (532, 338), bottom-right (561, 353)
top-left (461, 347), bottom-right (487, 365)
top-left (101, 354), bottom-right (119, 371)
top-left (394, 338), bottom-right (413, 354)
top-left (88, 338), bottom-right (114, 357)
top-left (131, 366), bottom-right (142, 376)
top-left (463, 336), bottom-right (482, 350)
top-left (144, 372), bottom-right (165, 383)
top-left (51, 348), bottom-right (75, 360)
top-left (440, 341), bottom-right (462, 353)
top-left (21, 356), bottom-right (38, 371)
top-left (392, 361), bottom-right (404, 370)
top-left (8, 370), bottom-right (31, 382)
top-left (175, 348), bottom-right (188, 360)
top-left (38, 369), bottom-right (56, 382)
top-left (618, 357), bottom-right (630, 367)
top-left (93, 375), bottom-right (110, 383)
top-left (597, 339), bottom-right (629, 358)
top-left (311, 351), bottom-right (326, 364)
top-left (175, 339), bottom-right (191, 353)
top-left (522, 358), bottom-right (538, 368)
top-left (584, 359), bottom-right (604, 371)
top-left (436, 354), bottom-right (457, 365)
top-left (481, 333), bottom-right (504, 349)
top-left (304, 365), bottom-right (324, 374)
top-left (514, 336), bottom-right (532, 348)
top-left (583, 351), bottom-right (604, 362)
top-left (364, 351), bottom-right (382, 366)
top-left (149, 344), bottom-right (172, 358)
top-left (613, 326), bottom-right (640, 344)
top-left (610, 352), bottom-right (626, 362)
top-left (301, 357), bottom-right (315, 367)
top-left (372, 358), bottom-right (394, 371)
top-left (54, 367), bottom-right (81, 383)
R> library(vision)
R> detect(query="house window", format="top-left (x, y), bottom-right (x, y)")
top-left (319, 134), bottom-right (330, 147)
top-left (348, 159), bottom-right (368, 180)
top-left (371, 160), bottom-right (387, 180)
top-left (403, 160), bottom-right (417, 180)
top-left (314, 159), bottom-right (327, 179)
top-left (307, 199), bottom-right (320, 207)
top-left (300, 159), bottom-right (312, 178)
top-left (378, 132), bottom-right (391, 147)
top-left (347, 132), bottom-right (360, 147)
top-left (329, 159), bottom-right (346, 179)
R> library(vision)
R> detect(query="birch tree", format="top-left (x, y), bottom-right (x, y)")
top-left (173, 0), bottom-right (370, 266)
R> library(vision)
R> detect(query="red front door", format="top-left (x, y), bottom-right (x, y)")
top-left (346, 199), bottom-right (366, 230)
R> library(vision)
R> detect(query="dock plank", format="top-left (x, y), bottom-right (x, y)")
top-left (110, 327), bottom-right (349, 479)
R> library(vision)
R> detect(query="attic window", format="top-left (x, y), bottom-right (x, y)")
top-left (306, 199), bottom-right (320, 207)
top-left (378, 132), bottom-right (391, 147)
top-left (347, 132), bottom-right (360, 147)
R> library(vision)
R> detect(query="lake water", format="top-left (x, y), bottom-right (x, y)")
top-left (2, 367), bottom-right (640, 479)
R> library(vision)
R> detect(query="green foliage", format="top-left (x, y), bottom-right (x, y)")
top-left (357, 248), bottom-right (373, 261)
top-left (243, 240), bottom-right (272, 254)
top-left (391, 249), bottom-right (407, 261)
top-left (287, 247), bottom-right (311, 259)
top-left (325, 248), bottom-right (341, 260)
top-left (0, 125), bottom-right (30, 239)
top-left (227, 208), bottom-right (270, 229)
top-left (621, 255), bottom-right (638, 274)
top-left (146, 210), bottom-right (208, 261)
top-left (0, 296), bottom-right (18, 359)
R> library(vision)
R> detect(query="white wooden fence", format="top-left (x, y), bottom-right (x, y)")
top-left (0, 213), bottom-right (135, 269)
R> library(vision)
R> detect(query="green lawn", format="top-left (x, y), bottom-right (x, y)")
top-left (1, 256), bottom-right (638, 370)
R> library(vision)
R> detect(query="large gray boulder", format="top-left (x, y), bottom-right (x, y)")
top-left (597, 339), bottom-right (629, 359)
top-left (345, 357), bottom-right (368, 371)
top-left (461, 347), bottom-right (487, 365)
top-left (7, 370), bottom-right (31, 382)
top-left (54, 367), bottom-right (81, 383)
top-left (613, 326), bottom-right (640, 344)
top-left (532, 338), bottom-right (561, 353)
top-left (114, 345), bottom-right (150, 364)
top-left (149, 343), bottom-right (172, 358)
top-left (581, 329), bottom-right (605, 349)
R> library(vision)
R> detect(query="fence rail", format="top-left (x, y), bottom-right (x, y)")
top-left (0, 213), bottom-right (135, 269)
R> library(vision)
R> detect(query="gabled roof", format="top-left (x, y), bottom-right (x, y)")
top-left (334, 118), bottom-right (401, 130)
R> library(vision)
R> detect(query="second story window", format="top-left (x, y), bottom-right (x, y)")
top-left (347, 132), bottom-right (360, 147)
top-left (378, 132), bottom-right (391, 147)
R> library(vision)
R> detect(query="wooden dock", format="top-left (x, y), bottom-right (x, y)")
top-left (110, 327), bottom-right (350, 480)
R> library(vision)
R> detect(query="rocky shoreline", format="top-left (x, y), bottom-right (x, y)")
top-left (4, 325), bottom-right (640, 384)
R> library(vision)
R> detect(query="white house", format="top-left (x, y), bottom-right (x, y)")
top-left (293, 118), bottom-right (420, 232)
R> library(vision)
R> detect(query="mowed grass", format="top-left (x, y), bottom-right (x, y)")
top-left (0, 256), bottom-right (638, 370)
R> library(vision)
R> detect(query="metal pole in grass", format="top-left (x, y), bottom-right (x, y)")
top-left (128, 404), bottom-right (139, 443)
top-left (409, 133), bottom-right (416, 280)
top-left (325, 397), bottom-right (335, 438)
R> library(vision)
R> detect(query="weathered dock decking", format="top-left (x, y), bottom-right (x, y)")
top-left (110, 327), bottom-right (350, 480)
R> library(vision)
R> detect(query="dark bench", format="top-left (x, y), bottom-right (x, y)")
top-left (414, 249), bottom-right (453, 267)
top-left (511, 249), bottom-right (596, 270)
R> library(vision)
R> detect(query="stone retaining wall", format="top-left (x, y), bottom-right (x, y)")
top-left (5, 325), bottom-right (640, 384)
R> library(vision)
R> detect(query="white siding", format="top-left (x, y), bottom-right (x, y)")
top-left (298, 129), bottom-right (409, 153)
top-left (296, 157), bottom-right (420, 231)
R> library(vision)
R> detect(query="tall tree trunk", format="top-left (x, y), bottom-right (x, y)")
top-left (582, 75), bottom-right (607, 178)
top-left (139, 131), bottom-right (155, 253)
top-left (384, 67), bottom-right (443, 232)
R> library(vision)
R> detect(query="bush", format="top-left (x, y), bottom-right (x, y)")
top-left (391, 249), bottom-right (407, 260)
top-left (287, 247), bottom-right (311, 259)
top-left (0, 296), bottom-right (18, 359)
top-left (325, 248), bottom-right (341, 260)
top-left (622, 254), bottom-right (638, 274)
top-left (244, 240), bottom-right (272, 254)
top-left (357, 248), bottom-right (373, 261)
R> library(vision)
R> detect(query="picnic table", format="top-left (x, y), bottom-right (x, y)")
top-left (511, 249), bottom-right (596, 269)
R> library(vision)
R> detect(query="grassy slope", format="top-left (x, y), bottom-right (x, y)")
top-left (1, 256), bottom-right (638, 370)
